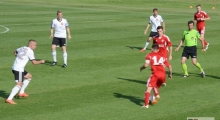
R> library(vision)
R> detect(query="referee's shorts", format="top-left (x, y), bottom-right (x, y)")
top-left (181, 46), bottom-right (197, 59)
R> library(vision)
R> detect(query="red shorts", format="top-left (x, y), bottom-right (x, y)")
top-left (147, 73), bottom-right (166, 88)
top-left (197, 26), bottom-right (205, 34)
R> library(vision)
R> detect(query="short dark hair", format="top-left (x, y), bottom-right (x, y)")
top-left (57, 10), bottom-right (62, 15)
top-left (196, 4), bottom-right (201, 7)
top-left (28, 39), bottom-right (36, 43)
top-left (188, 20), bottom-right (194, 25)
top-left (153, 8), bottom-right (158, 12)
top-left (151, 44), bottom-right (159, 50)
top-left (157, 26), bottom-right (163, 30)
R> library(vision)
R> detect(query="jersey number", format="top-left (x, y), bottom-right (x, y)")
top-left (152, 56), bottom-right (164, 65)
top-left (17, 48), bottom-right (28, 60)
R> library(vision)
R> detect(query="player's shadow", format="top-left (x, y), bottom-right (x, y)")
top-left (126, 46), bottom-right (150, 50)
top-left (42, 60), bottom-right (62, 67)
top-left (0, 90), bottom-right (9, 99)
top-left (113, 93), bottom-right (143, 106)
top-left (117, 78), bottom-right (146, 84)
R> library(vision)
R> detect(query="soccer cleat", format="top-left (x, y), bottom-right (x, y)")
top-left (183, 74), bottom-right (189, 78)
top-left (50, 61), bottom-right (57, 66)
top-left (141, 105), bottom-right (149, 108)
top-left (162, 83), bottom-right (166, 87)
top-left (201, 71), bottom-right (205, 78)
top-left (62, 64), bottom-right (67, 68)
top-left (18, 93), bottom-right (29, 97)
top-left (205, 43), bottom-right (209, 50)
top-left (140, 48), bottom-right (145, 52)
top-left (5, 99), bottom-right (17, 104)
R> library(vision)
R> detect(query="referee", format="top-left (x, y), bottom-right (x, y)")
top-left (175, 20), bottom-right (206, 78)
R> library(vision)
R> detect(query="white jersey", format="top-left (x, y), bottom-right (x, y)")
top-left (149, 15), bottom-right (164, 32)
top-left (51, 18), bottom-right (69, 38)
top-left (12, 46), bottom-right (35, 72)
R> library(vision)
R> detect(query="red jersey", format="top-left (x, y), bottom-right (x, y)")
top-left (194, 11), bottom-right (209, 27)
top-left (153, 35), bottom-right (172, 58)
top-left (145, 52), bottom-right (170, 74)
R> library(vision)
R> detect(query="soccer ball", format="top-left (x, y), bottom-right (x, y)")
top-left (149, 95), bottom-right (158, 105)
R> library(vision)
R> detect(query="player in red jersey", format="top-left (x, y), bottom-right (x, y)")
top-left (194, 4), bottom-right (210, 50)
top-left (152, 26), bottom-right (172, 89)
top-left (140, 44), bottom-right (172, 108)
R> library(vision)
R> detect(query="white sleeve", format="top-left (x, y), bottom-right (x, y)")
top-left (160, 16), bottom-right (164, 22)
top-left (51, 20), bottom-right (55, 28)
top-left (65, 20), bottom-right (69, 27)
top-left (27, 50), bottom-right (35, 60)
top-left (148, 16), bottom-right (152, 24)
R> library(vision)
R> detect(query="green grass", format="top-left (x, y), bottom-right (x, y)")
top-left (0, 0), bottom-right (220, 120)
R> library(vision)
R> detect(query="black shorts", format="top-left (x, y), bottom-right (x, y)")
top-left (181, 46), bottom-right (197, 59)
top-left (149, 32), bottom-right (158, 37)
top-left (52, 37), bottom-right (66, 47)
top-left (12, 70), bottom-right (28, 82)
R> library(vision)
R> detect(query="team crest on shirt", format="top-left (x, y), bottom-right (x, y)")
top-left (61, 22), bottom-right (63, 25)
top-left (191, 37), bottom-right (194, 40)
top-left (156, 18), bottom-right (158, 21)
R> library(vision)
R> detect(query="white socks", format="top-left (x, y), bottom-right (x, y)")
top-left (8, 85), bottom-right (21, 100)
top-left (63, 51), bottom-right (67, 65)
top-left (144, 42), bottom-right (149, 50)
top-left (20, 79), bottom-right (31, 94)
top-left (52, 50), bottom-right (57, 62)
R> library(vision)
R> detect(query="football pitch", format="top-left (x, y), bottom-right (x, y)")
top-left (0, 0), bottom-right (220, 119)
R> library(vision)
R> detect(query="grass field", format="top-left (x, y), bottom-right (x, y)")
top-left (0, 0), bottom-right (220, 120)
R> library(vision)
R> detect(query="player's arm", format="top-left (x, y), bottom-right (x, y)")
top-left (50, 27), bottom-right (54, 39)
top-left (144, 23), bottom-right (151, 35)
top-left (140, 60), bottom-right (150, 71)
top-left (201, 13), bottom-right (210, 21)
top-left (66, 26), bottom-right (71, 40)
top-left (168, 45), bottom-right (172, 60)
top-left (31, 59), bottom-right (45, 65)
top-left (175, 39), bottom-right (184, 52)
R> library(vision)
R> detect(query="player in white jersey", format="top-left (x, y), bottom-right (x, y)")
top-left (140, 8), bottom-right (165, 52)
top-left (6, 39), bottom-right (45, 104)
top-left (49, 10), bottom-right (71, 68)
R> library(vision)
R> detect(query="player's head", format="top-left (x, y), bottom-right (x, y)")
top-left (188, 20), bottom-right (194, 30)
top-left (153, 8), bottom-right (158, 16)
top-left (28, 39), bottom-right (37, 50)
top-left (151, 44), bottom-right (159, 52)
top-left (196, 4), bottom-right (201, 12)
top-left (157, 26), bottom-right (163, 36)
top-left (57, 10), bottom-right (63, 19)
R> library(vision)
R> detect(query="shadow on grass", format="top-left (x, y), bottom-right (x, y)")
top-left (39, 60), bottom-right (63, 67)
top-left (113, 93), bottom-right (143, 106)
top-left (0, 90), bottom-right (9, 99)
top-left (126, 46), bottom-right (151, 50)
top-left (117, 78), bottom-right (146, 84)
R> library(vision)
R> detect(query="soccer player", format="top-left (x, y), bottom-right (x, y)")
top-left (194, 4), bottom-right (210, 50)
top-left (175, 21), bottom-right (206, 78)
top-left (50, 10), bottom-right (71, 68)
top-left (140, 44), bottom-right (172, 108)
top-left (152, 26), bottom-right (172, 88)
top-left (140, 8), bottom-right (165, 52)
top-left (6, 39), bottom-right (45, 104)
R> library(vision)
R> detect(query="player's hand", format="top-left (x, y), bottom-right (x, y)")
top-left (144, 30), bottom-right (147, 35)
top-left (41, 60), bottom-right (45, 64)
top-left (168, 74), bottom-right (172, 79)
top-left (169, 56), bottom-right (172, 60)
top-left (49, 35), bottom-right (53, 39)
top-left (175, 48), bottom-right (179, 52)
top-left (202, 48), bottom-right (206, 52)
top-left (68, 35), bottom-right (71, 40)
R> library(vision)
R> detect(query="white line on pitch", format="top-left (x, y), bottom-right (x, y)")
top-left (0, 25), bottom-right (10, 34)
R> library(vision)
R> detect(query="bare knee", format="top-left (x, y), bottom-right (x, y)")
top-left (52, 45), bottom-right (56, 50)
top-left (24, 73), bottom-right (32, 80)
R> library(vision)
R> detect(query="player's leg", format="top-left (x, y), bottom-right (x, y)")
top-left (140, 32), bottom-right (156, 52)
top-left (198, 26), bottom-right (209, 49)
top-left (143, 75), bottom-right (156, 108)
top-left (51, 37), bottom-right (58, 66)
top-left (61, 38), bottom-right (67, 68)
top-left (190, 49), bottom-right (205, 77)
top-left (6, 70), bottom-right (23, 104)
top-left (181, 48), bottom-right (189, 77)
top-left (19, 71), bottom-right (32, 97)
